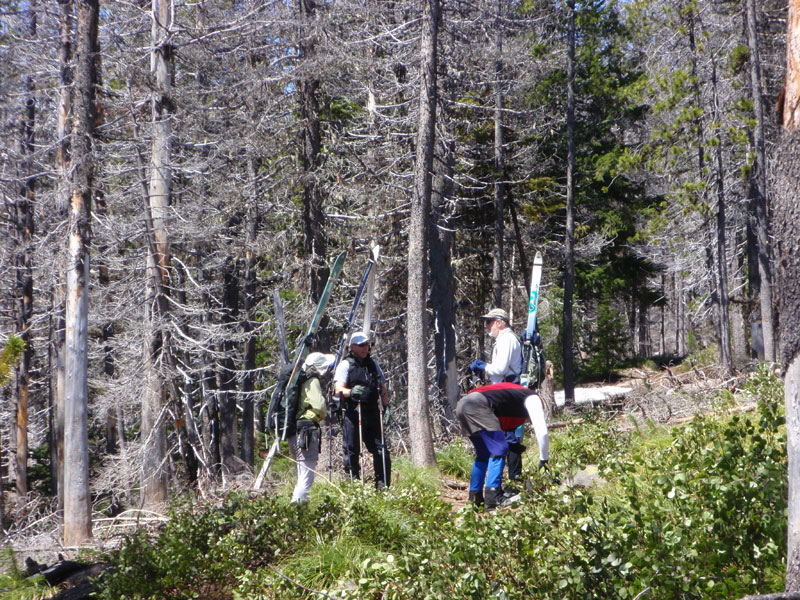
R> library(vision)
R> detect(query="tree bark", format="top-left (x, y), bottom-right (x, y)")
top-left (142, 0), bottom-right (174, 505)
top-left (562, 0), bottom-right (576, 405)
top-left (745, 0), bottom-right (776, 363)
top-left (407, 0), bottom-right (440, 467)
top-left (218, 257), bottom-right (241, 477)
top-left (491, 0), bottom-right (505, 309)
top-left (711, 55), bottom-right (733, 375)
top-left (50, 0), bottom-right (73, 510)
top-left (13, 0), bottom-right (37, 502)
top-left (429, 140), bottom-right (458, 422)
top-left (776, 4), bottom-right (800, 581)
top-left (241, 195), bottom-right (260, 464)
top-left (63, 0), bottom-right (99, 546)
top-left (298, 0), bottom-right (328, 305)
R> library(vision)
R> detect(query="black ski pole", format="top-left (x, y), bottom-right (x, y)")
top-left (357, 400), bottom-right (364, 484)
top-left (377, 398), bottom-right (388, 488)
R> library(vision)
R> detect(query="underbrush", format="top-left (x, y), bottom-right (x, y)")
top-left (91, 367), bottom-right (786, 599)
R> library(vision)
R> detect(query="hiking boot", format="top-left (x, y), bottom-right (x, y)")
top-left (485, 487), bottom-right (520, 510)
top-left (468, 490), bottom-right (484, 507)
top-left (484, 487), bottom-right (501, 510)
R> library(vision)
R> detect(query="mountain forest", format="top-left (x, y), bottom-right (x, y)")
top-left (3, 0), bottom-right (800, 597)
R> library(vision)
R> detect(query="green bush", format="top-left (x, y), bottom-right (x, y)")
top-left (97, 369), bottom-right (787, 599)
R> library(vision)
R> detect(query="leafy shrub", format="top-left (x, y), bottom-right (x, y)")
top-left (97, 369), bottom-right (787, 599)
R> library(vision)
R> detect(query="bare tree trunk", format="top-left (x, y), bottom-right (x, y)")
top-left (777, 4), bottom-right (800, 585)
top-left (745, 0), bottom-right (776, 363)
top-left (218, 257), bottom-right (241, 477)
top-left (711, 56), bottom-right (733, 375)
top-left (141, 0), bottom-right (174, 505)
top-left (407, 0), bottom-right (440, 467)
top-left (241, 193), bottom-right (260, 465)
top-left (50, 0), bottom-right (72, 511)
top-left (298, 0), bottom-right (328, 305)
top-left (429, 140), bottom-right (458, 422)
top-left (491, 0), bottom-right (505, 309)
top-left (12, 0), bottom-right (37, 503)
top-left (777, 132), bottom-right (800, 588)
top-left (562, 0), bottom-right (576, 405)
top-left (63, 0), bottom-right (99, 546)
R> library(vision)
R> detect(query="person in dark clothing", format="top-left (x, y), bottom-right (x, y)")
top-left (456, 382), bottom-right (549, 509)
top-left (333, 331), bottom-right (391, 488)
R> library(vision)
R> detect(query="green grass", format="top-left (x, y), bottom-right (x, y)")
top-left (65, 367), bottom-right (786, 599)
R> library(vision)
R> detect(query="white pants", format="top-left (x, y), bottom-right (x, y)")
top-left (289, 426), bottom-right (320, 503)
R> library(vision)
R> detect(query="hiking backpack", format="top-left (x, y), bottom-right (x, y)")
top-left (525, 334), bottom-right (546, 392)
top-left (266, 364), bottom-right (308, 439)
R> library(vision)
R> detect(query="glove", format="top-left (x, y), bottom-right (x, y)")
top-left (470, 360), bottom-right (487, 374)
top-left (538, 459), bottom-right (549, 471)
top-left (350, 385), bottom-right (368, 402)
top-left (520, 330), bottom-right (529, 342)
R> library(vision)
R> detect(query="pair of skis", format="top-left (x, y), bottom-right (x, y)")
top-left (520, 251), bottom-right (544, 390)
top-left (254, 246), bottom-right (379, 490)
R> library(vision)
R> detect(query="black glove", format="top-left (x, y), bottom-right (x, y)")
top-left (350, 385), bottom-right (368, 402)
top-left (538, 459), bottom-right (549, 471)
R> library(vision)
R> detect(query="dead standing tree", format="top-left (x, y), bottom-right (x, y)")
top-left (777, 0), bottom-right (800, 591)
top-left (141, 0), bottom-right (174, 506)
top-left (407, 0), bottom-right (441, 467)
top-left (63, 0), bottom-right (99, 546)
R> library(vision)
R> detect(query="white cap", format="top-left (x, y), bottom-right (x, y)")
top-left (349, 331), bottom-right (370, 345)
top-left (303, 352), bottom-right (336, 377)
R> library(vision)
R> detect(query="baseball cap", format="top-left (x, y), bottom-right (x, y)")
top-left (480, 308), bottom-right (510, 323)
top-left (349, 331), bottom-right (370, 345)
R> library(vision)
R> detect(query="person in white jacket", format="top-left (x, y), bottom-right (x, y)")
top-left (469, 308), bottom-right (523, 384)
top-left (469, 308), bottom-right (527, 483)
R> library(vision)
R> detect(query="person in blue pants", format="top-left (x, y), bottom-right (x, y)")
top-left (455, 382), bottom-right (549, 509)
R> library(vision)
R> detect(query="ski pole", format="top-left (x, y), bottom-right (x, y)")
top-left (357, 401), bottom-right (364, 483)
top-left (377, 400), bottom-right (388, 487)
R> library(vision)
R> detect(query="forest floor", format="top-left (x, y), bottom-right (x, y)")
top-left (429, 361), bottom-right (759, 514)
top-left (6, 361), bottom-right (760, 574)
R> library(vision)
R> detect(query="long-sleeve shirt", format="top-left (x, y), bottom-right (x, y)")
top-left (462, 382), bottom-right (549, 461)
top-left (485, 327), bottom-right (523, 383)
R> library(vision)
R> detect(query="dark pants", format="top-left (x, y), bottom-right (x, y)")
top-left (505, 426), bottom-right (524, 481)
top-left (342, 405), bottom-right (391, 487)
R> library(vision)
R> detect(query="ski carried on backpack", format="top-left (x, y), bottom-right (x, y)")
top-left (254, 250), bottom-right (346, 490)
top-left (330, 246), bottom-right (379, 378)
top-left (520, 251), bottom-right (544, 390)
top-left (362, 244), bottom-right (380, 337)
top-left (326, 247), bottom-right (379, 448)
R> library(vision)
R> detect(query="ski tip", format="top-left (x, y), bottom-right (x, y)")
top-left (534, 251), bottom-right (543, 264)
top-left (371, 244), bottom-right (381, 261)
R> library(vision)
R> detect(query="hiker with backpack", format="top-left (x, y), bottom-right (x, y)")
top-left (469, 308), bottom-right (527, 484)
top-left (333, 331), bottom-right (391, 489)
top-left (455, 382), bottom-right (550, 509)
top-left (289, 352), bottom-right (336, 503)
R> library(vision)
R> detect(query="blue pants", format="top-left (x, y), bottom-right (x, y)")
top-left (468, 430), bottom-right (507, 492)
